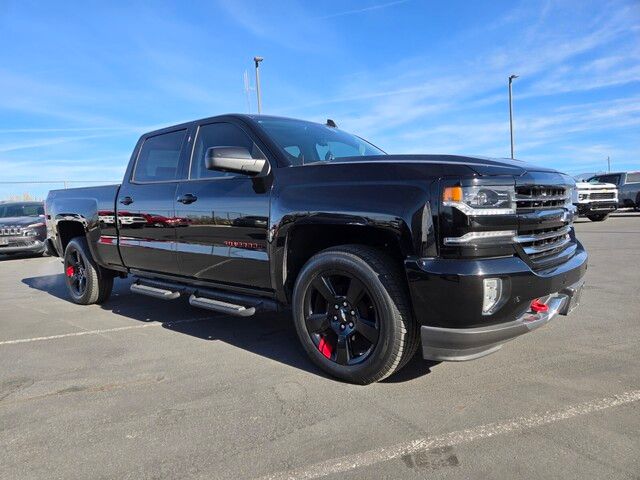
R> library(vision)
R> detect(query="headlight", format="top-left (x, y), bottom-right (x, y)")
top-left (443, 185), bottom-right (515, 215)
top-left (23, 222), bottom-right (44, 236)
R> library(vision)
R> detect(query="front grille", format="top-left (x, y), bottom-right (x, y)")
top-left (0, 226), bottom-right (24, 236)
top-left (515, 185), bottom-right (576, 269)
top-left (589, 192), bottom-right (615, 200)
top-left (515, 225), bottom-right (572, 260)
top-left (516, 186), bottom-right (567, 210)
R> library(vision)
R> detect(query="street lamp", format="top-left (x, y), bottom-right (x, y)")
top-left (254, 56), bottom-right (263, 114)
top-left (508, 74), bottom-right (519, 159)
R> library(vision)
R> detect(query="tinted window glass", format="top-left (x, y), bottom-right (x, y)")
top-left (257, 117), bottom-right (385, 166)
top-left (316, 141), bottom-right (366, 161)
top-left (190, 122), bottom-right (262, 179)
top-left (589, 174), bottom-right (620, 185)
top-left (0, 203), bottom-right (44, 218)
top-left (626, 173), bottom-right (640, 183)
top-left (134, 130), bottom-right (186, 182)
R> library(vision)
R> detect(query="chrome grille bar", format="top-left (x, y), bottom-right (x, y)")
top-left (515, 225), bottom-right (571, 243)
top-left (521, 235), bottom-right (572, 255)
top-left (516, 186), bottom-right (570, 211)
top-left (0, 226), bottom-right (24, 236)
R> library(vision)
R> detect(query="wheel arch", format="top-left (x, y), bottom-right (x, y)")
top-left (277, 220), bottom-right (413, 303)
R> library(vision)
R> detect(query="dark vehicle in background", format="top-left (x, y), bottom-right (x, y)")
top-left (588, 172), bottom-right (640, 211)
top-left (0, 201), bottom-right (47, 256)
top-left (45, 114), bottom-right (587, 384)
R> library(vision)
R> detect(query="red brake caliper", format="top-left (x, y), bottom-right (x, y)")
top-left (318, 336), bottom-right (333, 359)
top-left (65, 266), bottom-right (75, 277)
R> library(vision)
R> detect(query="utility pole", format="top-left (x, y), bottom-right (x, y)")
top-left (254, 56), bottom-right (263, 114)
top-left (607, 156), bottom-right (611, 173)
top-left (243, 70), bottom-right (252, 113)
top-left (508, 74), bottom-right (519, 159)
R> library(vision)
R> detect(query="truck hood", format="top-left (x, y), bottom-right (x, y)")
top-left (0, 216), bottom-right (45, 227)
top-left (575, 181), bottom-right (617, 190)
top-left (327, 154), bottom-right (559, 176)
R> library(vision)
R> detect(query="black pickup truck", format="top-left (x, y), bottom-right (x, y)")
top-left (45, 114), bottom-right (587, 384)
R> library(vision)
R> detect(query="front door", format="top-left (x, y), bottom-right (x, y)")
top-left (117, 128), bottom-right (190, 275)
top-left (174, 121), bottom-right (271, 290)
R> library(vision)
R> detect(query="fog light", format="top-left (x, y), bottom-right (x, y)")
top-left (482, 278), bottom-right (502, 314)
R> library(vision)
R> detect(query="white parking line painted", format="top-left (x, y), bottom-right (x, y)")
top-left (0, 317), bottom-right (210, 346)
top-left (258, 389), bottom-right (640, 480)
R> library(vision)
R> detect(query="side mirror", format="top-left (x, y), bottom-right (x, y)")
top-left (205, 147), bottom-right (266, 176)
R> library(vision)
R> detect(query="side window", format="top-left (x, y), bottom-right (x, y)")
top-left (190, 122), bottom-right (262, 179)
top-left (133, 130), bottom-right (186, 182)
top-left (626, 173), bottom-right (640, 183)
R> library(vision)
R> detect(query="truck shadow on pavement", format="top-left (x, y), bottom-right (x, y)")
top-left (22, 273), bottom-right (436, 383)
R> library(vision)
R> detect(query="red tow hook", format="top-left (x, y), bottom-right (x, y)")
top-left (65, 266), bottom-right (75, 277)
top-left (530, 299), bottom-right (549, 313)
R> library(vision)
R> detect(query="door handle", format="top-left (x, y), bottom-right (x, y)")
top-left (119, 196), bottom-right (134, 205)
top-left (177, 193), bottom-right (198, 204)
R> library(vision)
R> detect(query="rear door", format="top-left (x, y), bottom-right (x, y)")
top-left (117, 127), bottom-right (192, 275)
top-left (174, 120), bottom-right (271, 289)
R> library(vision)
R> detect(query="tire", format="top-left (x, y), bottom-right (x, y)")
top-left (292, 245), bottom-right (418, 384)
top-left (63, 237), bottom-right (113, 305)
top-left (587, 214), bottom-right (608, 222)
top-left (635, 195), bottom-right (640, 212)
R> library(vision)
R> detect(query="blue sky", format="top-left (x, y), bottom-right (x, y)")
top-left (0, 0), bottom-right (639, 198)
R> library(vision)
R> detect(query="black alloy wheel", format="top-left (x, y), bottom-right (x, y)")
top-left (65, 249), bottom-right (87, 297)
top-left (303, 271), bottom-right (380, 366)
top-left (292, 245), bottom-right (418, 384)
top-left (63, 237), bottom-right (114, 305)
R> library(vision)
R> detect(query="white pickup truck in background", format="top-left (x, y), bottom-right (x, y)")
top-left (573, 180), bottom-right (618, 221)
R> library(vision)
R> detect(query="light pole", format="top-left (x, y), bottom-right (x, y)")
top-left (254, 56), bottom-right (263, 114)
top-left (508, 74), bottom-right (518, 159)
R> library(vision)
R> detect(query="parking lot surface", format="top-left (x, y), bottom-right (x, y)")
top-left (1, 212), bottom-right (639, 479)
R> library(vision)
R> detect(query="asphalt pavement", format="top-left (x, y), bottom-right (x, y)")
top-left (1, 212), bottom-right (639, 479)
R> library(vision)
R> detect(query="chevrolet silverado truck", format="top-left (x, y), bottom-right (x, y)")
top-left (45, 114), bottom-right (587, 384)
top-left (572, 180), bottom-right (618, 221)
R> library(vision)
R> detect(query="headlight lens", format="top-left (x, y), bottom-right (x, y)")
top-left (443, 185), bottom-right (515, 215)
top-left (23, 222), bottom-right (44, 236)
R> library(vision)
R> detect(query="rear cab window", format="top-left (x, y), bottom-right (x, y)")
top-left (626, 172), bottom-right (640, 183)
top-left (133, 129), bottom-right (187, 182)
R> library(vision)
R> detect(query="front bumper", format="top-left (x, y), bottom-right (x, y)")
top-left (419, 281), bottom-right (583, 361)
top-left (0, 238), bottom-right (45, 255)
top-left (405, 242), bottom-right (587, 361)
top-left (576, 202), bottom-right (617, 215)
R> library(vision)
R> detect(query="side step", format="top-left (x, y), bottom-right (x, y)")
top-left (188, 294), bottom-right (255, 317)
top-left (130, 282), bottom-right (180, 300)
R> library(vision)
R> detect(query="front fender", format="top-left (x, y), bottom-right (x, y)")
top-left (268, 178), bottom-right (434, 302)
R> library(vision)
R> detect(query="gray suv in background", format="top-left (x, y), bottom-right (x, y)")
top-left (0, 201), bottom-right (47, 257)
top-left (588, 172), bottom-right (640, 211)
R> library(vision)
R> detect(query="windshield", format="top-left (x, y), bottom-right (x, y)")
top-left (256, 117), bottom-right (385, 166)
top-left (588, 175), bottom-right (619, 185)
top-left (0, 202), bottom-right (44, 218)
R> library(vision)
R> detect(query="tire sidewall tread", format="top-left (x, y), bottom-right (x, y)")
top-left (292, 244), bottom-right (417, 384)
